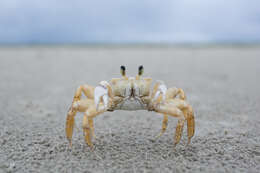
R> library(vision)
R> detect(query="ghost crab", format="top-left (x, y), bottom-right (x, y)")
top-left (66, 66), bottom-right (195, 148)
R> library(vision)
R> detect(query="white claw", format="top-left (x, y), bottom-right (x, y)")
top-left (153, 82), bottom-right (167, 103)
top-left (94, 81), bottom-right (109, 111)
top-left (103, 94), bottom-right (108, 108)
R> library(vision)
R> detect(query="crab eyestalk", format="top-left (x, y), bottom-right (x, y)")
top-left (136, 65), bottom-right (144, 80)
top-left (120, 65), bottom-right (127, 80)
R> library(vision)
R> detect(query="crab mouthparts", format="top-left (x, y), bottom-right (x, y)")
top-left (129, 87), bottom-right (135, 98)
top-left (117, 87), bottom-right (145, 110)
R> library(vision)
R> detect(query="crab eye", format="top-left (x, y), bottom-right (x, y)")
top-left (138, 65), bottom-right (144, 76)
top-left (120, 65), bottom-right (126, 76)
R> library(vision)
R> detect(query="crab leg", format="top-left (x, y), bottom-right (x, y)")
top-left (82, 113), bottom-right (92, 147)
top-left (166, 87), bottom-right (186, 100)
top-left (81, 81), bottom-right (112, 147)
top-left (88, 118), bottom-right (96, 139)
top-left (74, 84), bottom-right (95, 100)
top-left (184, 105), bottom-right (195, 145)
top-left (174, 118), bottom-right (185, 147)
top-left (66, 107), bottom-right (76, 147)
top-left (168, 99), bottom-right (195, 145)
top-left (167, 99), bottom-right (195, 145)
top-left (154, 105), bottom-right (185, 147)
top-left (66, 84), bottom-right (95, 146)
top-left (83, 106), bottom-right (107, 147)
top-left (66, 98), bottom-right (94, 146)
top-left (154, 114), bottom-right (168, 140)
top-left (178, 88), bottom-right (186, 100)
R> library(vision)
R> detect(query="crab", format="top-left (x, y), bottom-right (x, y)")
top-left (66, 66), bottom-right (195, 148)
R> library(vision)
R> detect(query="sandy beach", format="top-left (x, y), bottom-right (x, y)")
top-left (0, 46), bottom-right (259, 173)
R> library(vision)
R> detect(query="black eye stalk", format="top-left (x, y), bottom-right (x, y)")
top-left (138, 65), bottom-right (144, 76)
top-left (120, 65), bottom-right (126, 76)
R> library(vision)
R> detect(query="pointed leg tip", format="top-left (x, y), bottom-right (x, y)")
top-left (151, 138), bottom-right (157, 143)
top-left (151, 132), bottom-right (164, 142)
top-left (88, 143), bottom-right (94, 149)
top-left (153, 134), bottom-right (161, 142)
top-left (68, 140), bottom-right (72, 148)
top-left (173, 143), bottom-right (177, 149)
top-left (90, 146), bottom-right (95, 152)
top-left (85, 135), bottom-right (93, 148)
top-left (184, 137), bottom-right (192, 147)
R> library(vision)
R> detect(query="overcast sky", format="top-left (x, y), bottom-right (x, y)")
top-left (0, 0), bottom-right (260, 44)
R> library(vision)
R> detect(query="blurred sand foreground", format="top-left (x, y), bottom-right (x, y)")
top-left (0, 46), bottom-right (259, 172)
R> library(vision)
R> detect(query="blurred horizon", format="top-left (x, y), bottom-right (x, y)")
top-left (1, 0), bottom-right (260, 44)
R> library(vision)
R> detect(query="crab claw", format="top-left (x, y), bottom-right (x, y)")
top-left (94, 81), bottom-right (110, 111)
top-left (153, 81), bottom-right (167, 103)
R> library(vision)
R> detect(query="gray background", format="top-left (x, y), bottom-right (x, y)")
top-left (0, 46), bottom-right (259, 172)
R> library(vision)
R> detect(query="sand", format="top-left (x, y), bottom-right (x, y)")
top-left (0, 46), bottom-right (259, 173)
